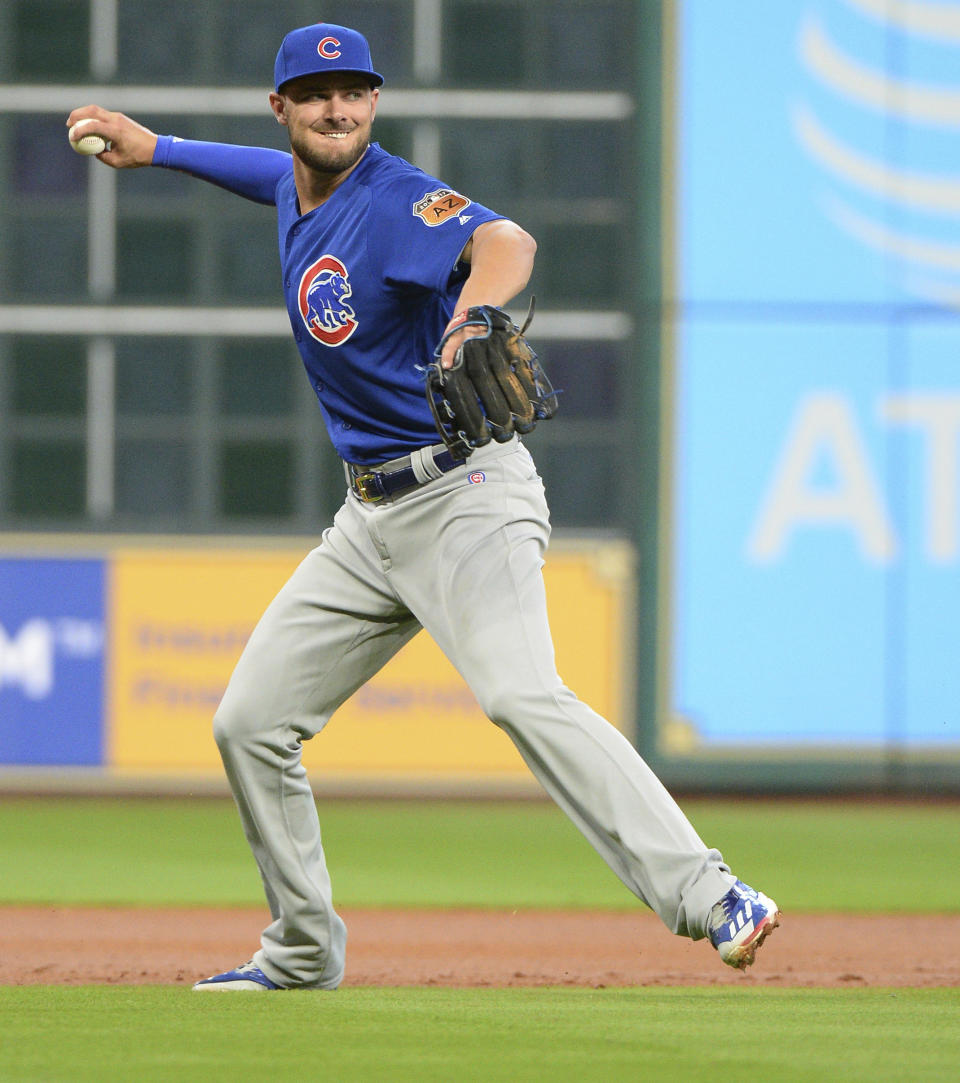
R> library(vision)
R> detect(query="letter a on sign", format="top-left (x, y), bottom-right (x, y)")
top-left (747, 392), bottom-right (897, 564)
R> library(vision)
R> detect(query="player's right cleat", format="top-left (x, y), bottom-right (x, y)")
top-left (193, 960), bottom-right (282, 991)
top-left (707, 879), bottom-right (781, 970)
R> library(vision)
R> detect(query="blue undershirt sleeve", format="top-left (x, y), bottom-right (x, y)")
top-left (152, 134), bottom-right (291, 206)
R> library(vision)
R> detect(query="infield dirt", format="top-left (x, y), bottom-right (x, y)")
top-left (3, 907), bottom-right (958, 988)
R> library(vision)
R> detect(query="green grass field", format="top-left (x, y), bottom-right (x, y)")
top-left (2, 796), bottom-right (958, 1080)
top-left (1, 796), bottom-right (957, 910)
top-left (3, 986), bottom-right (958, 1082)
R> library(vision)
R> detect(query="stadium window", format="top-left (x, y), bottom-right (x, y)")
top-left (11, 338), bottom-right (86, 418)
top-left (11, 438), bottom-right (86, 517)
top-left (115, 339), bottom-right (193, 417)
top-left (7, 216), bottom-right (86, 301)
top-left (541, 2), bottom-right (635, 90)
top-left (220, 439), bottom-right (294, 518)
top-left (114, 438), bottom-right (192, 517)
top-left (12, 0), bottom-right (89, 81)
top-left (218, 341), bottom-right (295, 419)
top-left (116, 221), bottom-right (196, 301)
top-left (445, 2), bottom-right (525, 88)
top-left (536, 222), bottom-right (624, 306)
top-left (116, 1), bottom-right (199, 82)
top-left (535, 441), bottom-right (620, 529)
top-left (536, 342), bottom-right (621, 422)
top-left (13, 117), bottom-right (87, 198)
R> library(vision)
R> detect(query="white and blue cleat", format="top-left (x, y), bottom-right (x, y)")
top-left (193, 960), bottom-right (282, 991)
top-left (707, 879), bottom-right (781, 970)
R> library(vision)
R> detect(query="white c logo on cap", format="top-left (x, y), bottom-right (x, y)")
top-left (318, 36), bottom-right (342, 59)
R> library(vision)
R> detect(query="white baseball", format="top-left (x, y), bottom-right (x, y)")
top-left (68, 120), bottom-right (110, 156)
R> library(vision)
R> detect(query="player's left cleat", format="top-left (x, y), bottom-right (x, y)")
top-left (193, 960), bottom-right (282, 991)
top-left (707, 879), bottom-right (781, 970)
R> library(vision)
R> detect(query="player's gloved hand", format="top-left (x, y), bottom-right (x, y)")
top-left (425, 299), bottom-right (558, 459)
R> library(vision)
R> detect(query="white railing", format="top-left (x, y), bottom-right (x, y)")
top-left (0, 305), bottom-right (631, 340)
top-left (0, 84), bottom-right (634, 120)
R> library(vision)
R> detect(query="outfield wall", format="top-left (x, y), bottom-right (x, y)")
top-left (0, 535), bottom-right (633, 791)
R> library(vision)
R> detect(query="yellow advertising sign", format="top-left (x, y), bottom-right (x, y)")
top-left (108, 540), bottom-right (633, 779)
top-left (107, 548), bottom-right (301, 770)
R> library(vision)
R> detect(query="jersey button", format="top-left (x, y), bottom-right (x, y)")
top-left (315, 381), bottom-right (324, 391)
top-left (343, 422), bottom-right (352, 430)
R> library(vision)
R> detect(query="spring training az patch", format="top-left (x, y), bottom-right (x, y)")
top-left (413, 188), bottom-right (472, 227)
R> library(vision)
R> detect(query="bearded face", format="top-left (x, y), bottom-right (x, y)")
top-left (273, 76), bottom-right (378, 180)
top-left (287, 119), bottom-right (371, 176)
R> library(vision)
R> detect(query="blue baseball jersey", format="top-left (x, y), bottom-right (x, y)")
top-left (154, 137), bottom-right (505, 463)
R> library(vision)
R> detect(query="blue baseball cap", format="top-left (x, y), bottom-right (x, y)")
top-left (274, 23), bottom-right (384, 91)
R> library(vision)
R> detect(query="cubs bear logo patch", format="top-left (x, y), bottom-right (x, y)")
top-left (298, 255), bottom-right (358, 346)
top-left (468, 471), bottom-right (486, 484)
top-left (413, 188), bottom-right (472, 227)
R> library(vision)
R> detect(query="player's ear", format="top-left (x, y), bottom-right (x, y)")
top-left (369, 87), bottom-right (379, 122)
top-left (268, 92), bottom-right (288, 126)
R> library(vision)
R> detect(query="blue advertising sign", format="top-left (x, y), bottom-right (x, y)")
top-left (0, 558), bottom-right (106, 764)
top-left (670, 1), bottom-right (960, 748)
top-left (678, 0), bottom-right (960, 308)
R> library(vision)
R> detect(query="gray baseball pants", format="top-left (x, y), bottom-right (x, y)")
top-left (212, 437), bottom-right (735, 988)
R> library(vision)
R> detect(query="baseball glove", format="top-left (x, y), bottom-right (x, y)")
top-left (425, 299), bottom-right (558, 459)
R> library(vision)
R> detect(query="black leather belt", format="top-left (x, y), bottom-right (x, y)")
top-left (345, 445), bottom-right (462, 503)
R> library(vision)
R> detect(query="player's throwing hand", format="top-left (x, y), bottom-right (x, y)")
top-left (65, 105), bottom-right (158, 169)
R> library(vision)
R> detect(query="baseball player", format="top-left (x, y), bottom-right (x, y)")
top-left (68, 23), bottom-right (780, 991)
